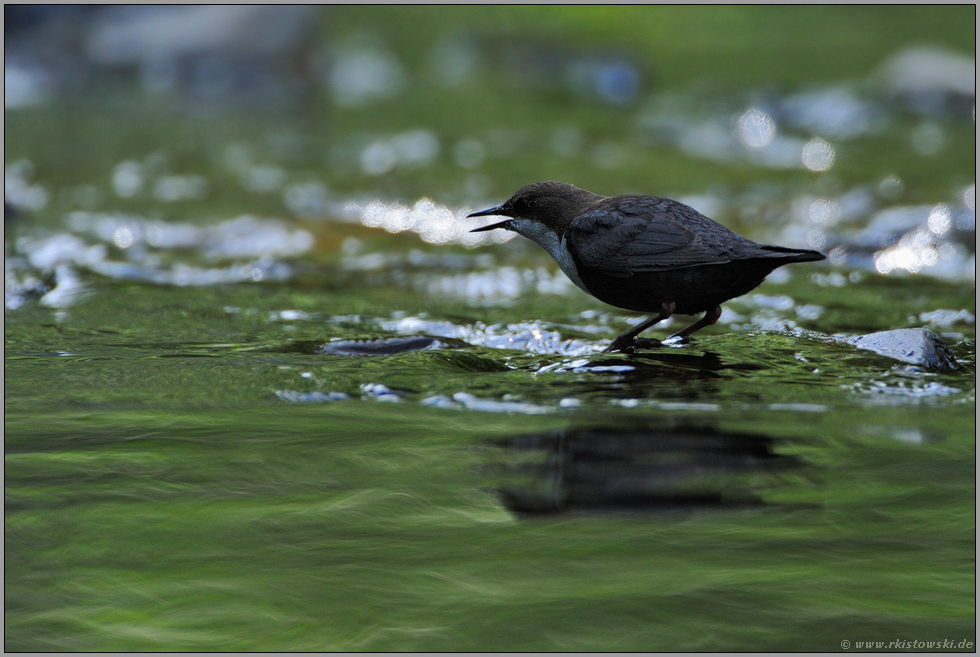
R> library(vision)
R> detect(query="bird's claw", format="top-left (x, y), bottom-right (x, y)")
top-left (605, 336), bottom-right (663, 353)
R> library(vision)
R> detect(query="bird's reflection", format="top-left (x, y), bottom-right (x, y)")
top-left (491, 424), bottom-right (801, 515)
top-left (572, 350), bottom-right (734, 402)
top-left (596, 348), bottom-right (731, 375)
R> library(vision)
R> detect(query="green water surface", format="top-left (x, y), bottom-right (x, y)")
top-left (5, 6), bottom-right (976, 651)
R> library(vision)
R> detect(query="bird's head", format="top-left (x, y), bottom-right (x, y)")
top-left (468, 182), bottom-right (603, 237)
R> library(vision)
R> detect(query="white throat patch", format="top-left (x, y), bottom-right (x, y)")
top-left (507, 218), bottom-right (589, 293)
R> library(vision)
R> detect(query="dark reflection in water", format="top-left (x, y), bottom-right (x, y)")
top-left (491, 425), bottom-right (802, 515)
top-left (627, 349), bottom-right (773, 376)
top-left (590, 350), bottom-right (731, 377)
top-left (571, 351), bottom-right (731, 402)
top-left (632, 350), bottom-right (733, 371)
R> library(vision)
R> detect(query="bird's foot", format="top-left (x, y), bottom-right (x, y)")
top-left (605, 336), bottom-right (663, 353)
top-left (605, 335), bottom-right (634, 353)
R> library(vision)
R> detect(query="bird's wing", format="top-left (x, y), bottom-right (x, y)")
top-left (565, 208), bottom-right (731, 277)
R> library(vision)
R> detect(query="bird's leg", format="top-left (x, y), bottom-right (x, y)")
top-left (606, 301), bottom-right (675, 353)
top-left (669, 305), bottom-right (722, 342)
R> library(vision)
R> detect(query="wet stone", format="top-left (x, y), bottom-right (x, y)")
top-left (276, 390), bottom-right (349, 403)
top-left (848, 328), bottom-right (958, 371)
top-left (319, 336), bottom-right (440, 356)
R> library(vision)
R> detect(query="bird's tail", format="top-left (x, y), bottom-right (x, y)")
top-left (759, 245), bottom-right (826, 263)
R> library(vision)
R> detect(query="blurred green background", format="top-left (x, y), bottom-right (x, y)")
top-left (5, 5), bottom-right (976, 652)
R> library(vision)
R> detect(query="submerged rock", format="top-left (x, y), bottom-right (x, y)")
top-left (849, 328), bottom-right (958, 371)
top-left (320, 336), bottom-right (439, 356)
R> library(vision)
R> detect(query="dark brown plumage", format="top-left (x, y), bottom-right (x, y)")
top-left (469, 181), bottom-right (825, 352)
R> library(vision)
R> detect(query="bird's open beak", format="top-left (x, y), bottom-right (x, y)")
top-left (469, 218), bottom-right (513, 233)
top-left (467, 205), bottom-right (513, 232)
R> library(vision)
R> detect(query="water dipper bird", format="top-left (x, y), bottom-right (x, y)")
top-left (469, 181), bottom-right (825, 353)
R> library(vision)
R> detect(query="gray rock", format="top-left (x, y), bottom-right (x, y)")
top-left (849, 328), bottom-right (958, 371)
top-left (319, 336), bottom-right (439, 356)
